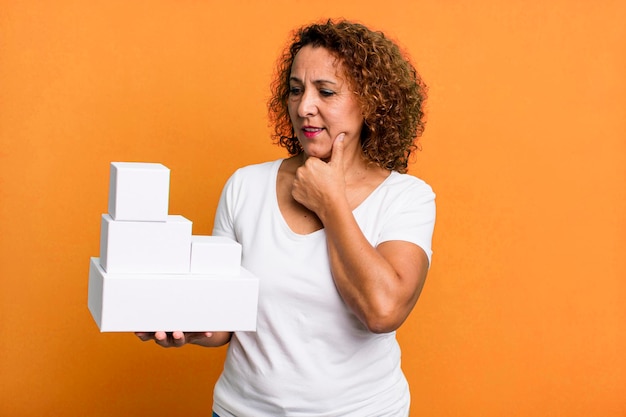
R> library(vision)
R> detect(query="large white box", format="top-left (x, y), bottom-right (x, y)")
top-left (100, 214), bottom-right (192, 273)
top-left (190, 236), bottom-right (242, 275)
top-left (88, 257), bottom-right (259, 331)
top-left (108, 162), bottom-right (170, 221)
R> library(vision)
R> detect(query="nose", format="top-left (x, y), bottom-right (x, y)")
top-left (297, 88), bottom-right (318, 117)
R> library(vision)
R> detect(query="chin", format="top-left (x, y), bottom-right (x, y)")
top-left (304, 149), bottom-right (332, 160)
top-left (301, 143), bottom-right (331, 158)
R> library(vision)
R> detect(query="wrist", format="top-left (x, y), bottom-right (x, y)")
top-left (318, 195), bottom-right (350, 226)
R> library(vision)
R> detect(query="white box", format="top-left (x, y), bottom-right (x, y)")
top-left (100, 214), bottom-right (192, 273)
top-left (190, 235), bottom-right (242, 275)
top-left (108, 162), bottom-right (170, 221)
top-left (88, 257), bottom-right (259, 331)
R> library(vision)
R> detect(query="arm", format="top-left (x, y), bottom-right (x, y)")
top-left (292, 136), bottom-right (430, 333)
top-left (322, 202), bottom-right (429, 333)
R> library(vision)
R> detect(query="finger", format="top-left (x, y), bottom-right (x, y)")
top-left (135, 332), bottom-right (154, 342)
top-left (153, 332), bottom-right (171, 347)
top-left (330, 133), bottom-right (346, 165)
top-left (184, 332), bottom-right (214, 345)
top-left (171, 331), bottom-right (186, 347)
top-left (155, 331), bottom-right (180, 348)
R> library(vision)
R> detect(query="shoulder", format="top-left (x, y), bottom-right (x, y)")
top-left (225, 159), bottom-right (283, 188)
top-left (231, 159), bottom-right (282, 178)
top-left (215, 159), bottom-right (283, 223)
top-left (380, 172), bottom-right (435, 203)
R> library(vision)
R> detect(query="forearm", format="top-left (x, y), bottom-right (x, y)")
top-left (320, 203), bottom-right (413, 333)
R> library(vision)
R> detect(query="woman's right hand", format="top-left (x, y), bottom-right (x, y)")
top-left (135, 331), bottom-right (232, 348)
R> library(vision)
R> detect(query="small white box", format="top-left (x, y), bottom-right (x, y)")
top-left (100, 214), bottom-right (192, 273)
top-left (108, 162), bottom-right (170, 221)
top-left (88, 257), bottom-right (259, 331)
top-left (190, 235), bottom-right (242, 275)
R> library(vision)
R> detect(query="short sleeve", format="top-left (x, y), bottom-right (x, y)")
top-left (212, 171), bottom-right (238, 241)
top-left (378, 180), bottom-right (436, 265)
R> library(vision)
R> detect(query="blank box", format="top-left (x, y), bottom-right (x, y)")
top-left (108, 162), bottom-right (170, 221)
top-left (190, 235), bottom-right (242, 275)
top-left (99, 214), bottom-right (192, 273)
top-left (88, 257), bottom-right (259, 332)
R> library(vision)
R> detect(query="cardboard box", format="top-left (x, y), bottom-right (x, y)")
top-left (99, 214), bottom-right (192, 273)
top-left (87, 257), bottom-right (259, 332)
top-left (190, 235), bottom-right (242, 275)
top-left (108, 162), bottom-right (170, 221)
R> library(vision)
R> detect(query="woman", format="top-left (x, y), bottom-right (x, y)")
top-left (138, 19), bottom-right (435, 416)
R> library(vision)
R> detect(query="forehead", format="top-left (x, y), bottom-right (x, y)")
top-left (290, 45), bottom-right (345, 80)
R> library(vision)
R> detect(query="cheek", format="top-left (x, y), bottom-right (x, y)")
top-left (287, 102), bottom-right (294, 117)
top-left (339, 99), bottom-right (364, 129)
top-left (343, 110), bottom-right (365, 133)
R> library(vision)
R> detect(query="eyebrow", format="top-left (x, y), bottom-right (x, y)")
top-left (289, 76), bottom-right (338, 86)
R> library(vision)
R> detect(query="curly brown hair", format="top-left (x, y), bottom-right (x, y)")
top-left (268, 19), bottom-right (427, 173)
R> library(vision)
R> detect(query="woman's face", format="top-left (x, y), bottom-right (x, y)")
top-left (287, 45), bottom-right (364, 160)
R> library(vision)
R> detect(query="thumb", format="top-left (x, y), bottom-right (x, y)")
top-left (330, 133), bottom-right (346, 165)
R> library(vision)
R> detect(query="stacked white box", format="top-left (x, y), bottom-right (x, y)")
top-left (88, 258), bottom-right (259, 331)
top-left (190, 235), bottom-right (242, 275)
top-left (100, 214), bottom-right (192, 274)
top-left (108, 162), bottom-right (170, 221)
top-left (88, 162), bottom-right (259, 332)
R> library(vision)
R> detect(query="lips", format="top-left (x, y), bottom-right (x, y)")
top-left (302, 126), bottom-right (324, 138)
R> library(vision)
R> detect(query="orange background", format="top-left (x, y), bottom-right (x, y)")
top-left (1, 1), bottom-right (625, 416)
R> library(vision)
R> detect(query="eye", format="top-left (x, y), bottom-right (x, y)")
top-left (289, 86), bottom-right (302, 96)
top-left (320, 89), bottom-right (335, 97)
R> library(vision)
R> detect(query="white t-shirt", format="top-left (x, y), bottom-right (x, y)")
top-left (212, 159), bottom-right (436, 417)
